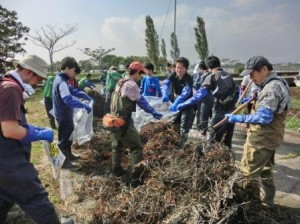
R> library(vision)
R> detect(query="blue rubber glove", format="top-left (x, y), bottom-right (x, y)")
top-left (225, 106), bottom-right (274, 124)
top-left (162, 79), bottom-right (171, 102)
top-left (177, 88), bottom-right (208, 111)
top-left (21, 125), bottom-right (54, 144)
top-left (152, 111), bottom-right (163, 120)
top-left (70, 86), bottom-right (93, 101)
top-left (84, 104), bottom-right (92, 113)
top-left (168, 86), bottom-right (192, 112)
top-left (137, 96), bottom-right (155, 113)
top-left (241, 97), bottom-right (251, 104)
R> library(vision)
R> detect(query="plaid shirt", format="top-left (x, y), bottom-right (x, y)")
top-left (120, 76), bottom-right (141, 101)
top-left (257, 72), bottom-right (291, 113)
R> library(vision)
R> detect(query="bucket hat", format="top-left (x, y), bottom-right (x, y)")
top-left (13, 55), bottom-right (48, 78)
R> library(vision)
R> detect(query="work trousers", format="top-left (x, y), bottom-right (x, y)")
top-left (57, 119), bottom-right (74, 153)
top-left (198, 94), bottom-right (214, 134)
top-left (0, 139), bottom-right (59, 224)
top-left (111, 119), bottom-right (143, 174)
top-left (172, 106), bottom-right (193, 134)
top-left (241, 143), bottom-right (276, 205)
top-left (208, 107), bottom-right (235, 149)
top-left (44, 97), bottom-right (56, 129)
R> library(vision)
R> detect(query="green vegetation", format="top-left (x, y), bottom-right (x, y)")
top-left (286, 98), bottom-right (300, 131)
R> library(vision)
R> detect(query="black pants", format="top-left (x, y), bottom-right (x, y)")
top-left (57, 119), bottom-right (74, 151)
top-left (0, 138), bottom-right (59, 224)
top-left (44, 97), bottom-right (56, 128)
top-left (173, 106), bottom-right (193, 134)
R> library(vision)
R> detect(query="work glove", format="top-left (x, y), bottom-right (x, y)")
top-left (152, 111), bottom-right (163, 120)
top-left (225, 106), bottom-right (274, 125)
top-left (225, 114), bottom-right (244, 123)
top-left (84, 104), bottom-right (92, 113)
top-left (21, 124), bottom-right (54, 144)
top-left (169, 103), bottom-right (178, 112)
top-left (241, 97), bottom-right (251, 104)
top-left (162, 79), bottom-right (171, 102)
top-left (162, 94), bottom-right (169, 103)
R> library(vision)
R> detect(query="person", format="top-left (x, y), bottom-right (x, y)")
top-left (197, 61), bottom-right (214, 137)
top-left (239, 74), bottom-right (260, 114)
top-left (161, 57), bottom-right (194, 146)
top-left (177, 56), bottom-right (237, 149)
top-left (0, 55), bottom-right (60, 223)
top-left (103, 66), bottom-right (123, 114)
top-left (43, 74), bottom-right (56, 129)
top-left (225, 56), bottom-right (291, 208)
top-left (52, 57), bottom-right (93, 169)
top-left (110, 61), bottom-right (162, 187)
top-left (78, 73), bottom-right (96, 91)
top-left (140, 63), bottom-right (162, 97)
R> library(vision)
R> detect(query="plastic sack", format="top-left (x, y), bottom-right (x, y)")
top-left (43, 141), bottom-right (65, 180)
top-left (133, 96), bottom-right (178, 132)
top-left (71, 100), bottom-right (94, 145)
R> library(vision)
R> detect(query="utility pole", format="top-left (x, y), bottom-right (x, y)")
top-left (173, 0), bottom-right (177, 63)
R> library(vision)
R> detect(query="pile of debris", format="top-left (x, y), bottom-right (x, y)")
top-left (61, 121), bottom-right (298, 223)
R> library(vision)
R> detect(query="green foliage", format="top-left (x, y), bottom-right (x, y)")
top-left (160, 38), bottom-right (167, 67)
top-left (234, 66), bottom-right (244, 75)
top-left (145, 15), bottom-right (160, 69)
top-left (291, 98), bottom-right (300, 109)
top-left (194, 17), bottom-right (209, 60)
top-left (0, 5), bottom-right (29, 59)
top-left (170, 32), bottom-right (180, 62)
top-left (81, 46), bottom-right (115, 69)
top-left (286, 115), bottom-right (300, 131)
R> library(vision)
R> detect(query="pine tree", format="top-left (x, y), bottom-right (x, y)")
top-left (170, 32), bottom-right (180, 62)
top-left (160, 38), bottom-right (167, 67)
top-left (145, 15), bottom-right (160, 70)
top-left (194, 17), bottom-right (209, 61)
top-left (0, 5), bottom-right (29, 59)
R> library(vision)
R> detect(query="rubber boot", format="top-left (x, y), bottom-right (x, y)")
top-left (61, 149), bottom-right (77, 169)
top-left (130, 149), bottom-right (143, 187)
top-left (112, 149), bottom-right (123, 177)
top-left (180, 133), bottom-right (189, 148)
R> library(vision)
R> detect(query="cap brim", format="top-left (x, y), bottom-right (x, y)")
top-left (239, 69), bottom-right (253, 76)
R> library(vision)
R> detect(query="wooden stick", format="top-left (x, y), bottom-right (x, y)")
top-left (236, 79), bottom-right (253, 106)
top-left (213, 92), bottom-right (257, 129)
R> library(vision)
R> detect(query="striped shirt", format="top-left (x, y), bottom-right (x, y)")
top-left (119, 76), bottom-right (141, 101)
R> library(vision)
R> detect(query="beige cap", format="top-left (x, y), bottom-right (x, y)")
top-left (13, 55), bottom-right (48, 78)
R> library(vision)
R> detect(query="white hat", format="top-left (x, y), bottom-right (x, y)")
top-left (13, 55), bottom-right (48, 78)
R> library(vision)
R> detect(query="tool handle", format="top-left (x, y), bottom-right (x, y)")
top-left (236, 80), bottom-right (253, 106)
top-left (213, 92), bottom-right (257, 129)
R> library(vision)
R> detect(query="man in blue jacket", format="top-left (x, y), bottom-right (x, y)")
top-left (176, 56), bottom-right (237, 149)
top-left (53, 57), bottom-right (93, 169)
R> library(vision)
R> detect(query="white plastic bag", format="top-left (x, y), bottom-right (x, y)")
top-left (43, 141), bottom-right (65, 180)
top-left (71, 101), bottom-right (94, 145)
top-left (133, 96), bottom-right (178, 132)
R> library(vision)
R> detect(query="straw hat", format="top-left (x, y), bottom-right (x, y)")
top-left (13, 55), bottom-right (48, 78)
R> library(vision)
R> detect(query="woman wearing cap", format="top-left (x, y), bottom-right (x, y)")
top-left (0, 55), bottom-right (60, 223)
top-left (110, 61), bottom-right (162, 187)
top-left (225, 56), bottom-right (291, 208)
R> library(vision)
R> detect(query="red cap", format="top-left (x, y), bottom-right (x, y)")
top-left (129, 61), bottom-right (145, 73)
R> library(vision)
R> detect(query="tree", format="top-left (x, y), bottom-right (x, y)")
top-left (145, 15), bottom-right (160, 70)
top-left (170, 32), bottom-right (180, 62)
top-left (194, 17), bottom-right (209, 61)
top-left (81, 46), bottom-right (115, 70)
top-left (0, 5), bottom-right (29, 59)
top-left (28, 24), bottom-right (79, 74)
top-left (160, 38), bottom-right (167, 67)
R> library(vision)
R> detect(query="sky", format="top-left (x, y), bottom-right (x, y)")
top-left (1, 0), bottom-right (300, 65)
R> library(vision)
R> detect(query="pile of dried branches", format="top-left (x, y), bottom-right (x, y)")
top-left (63, 121), bottom-right (298, 224)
